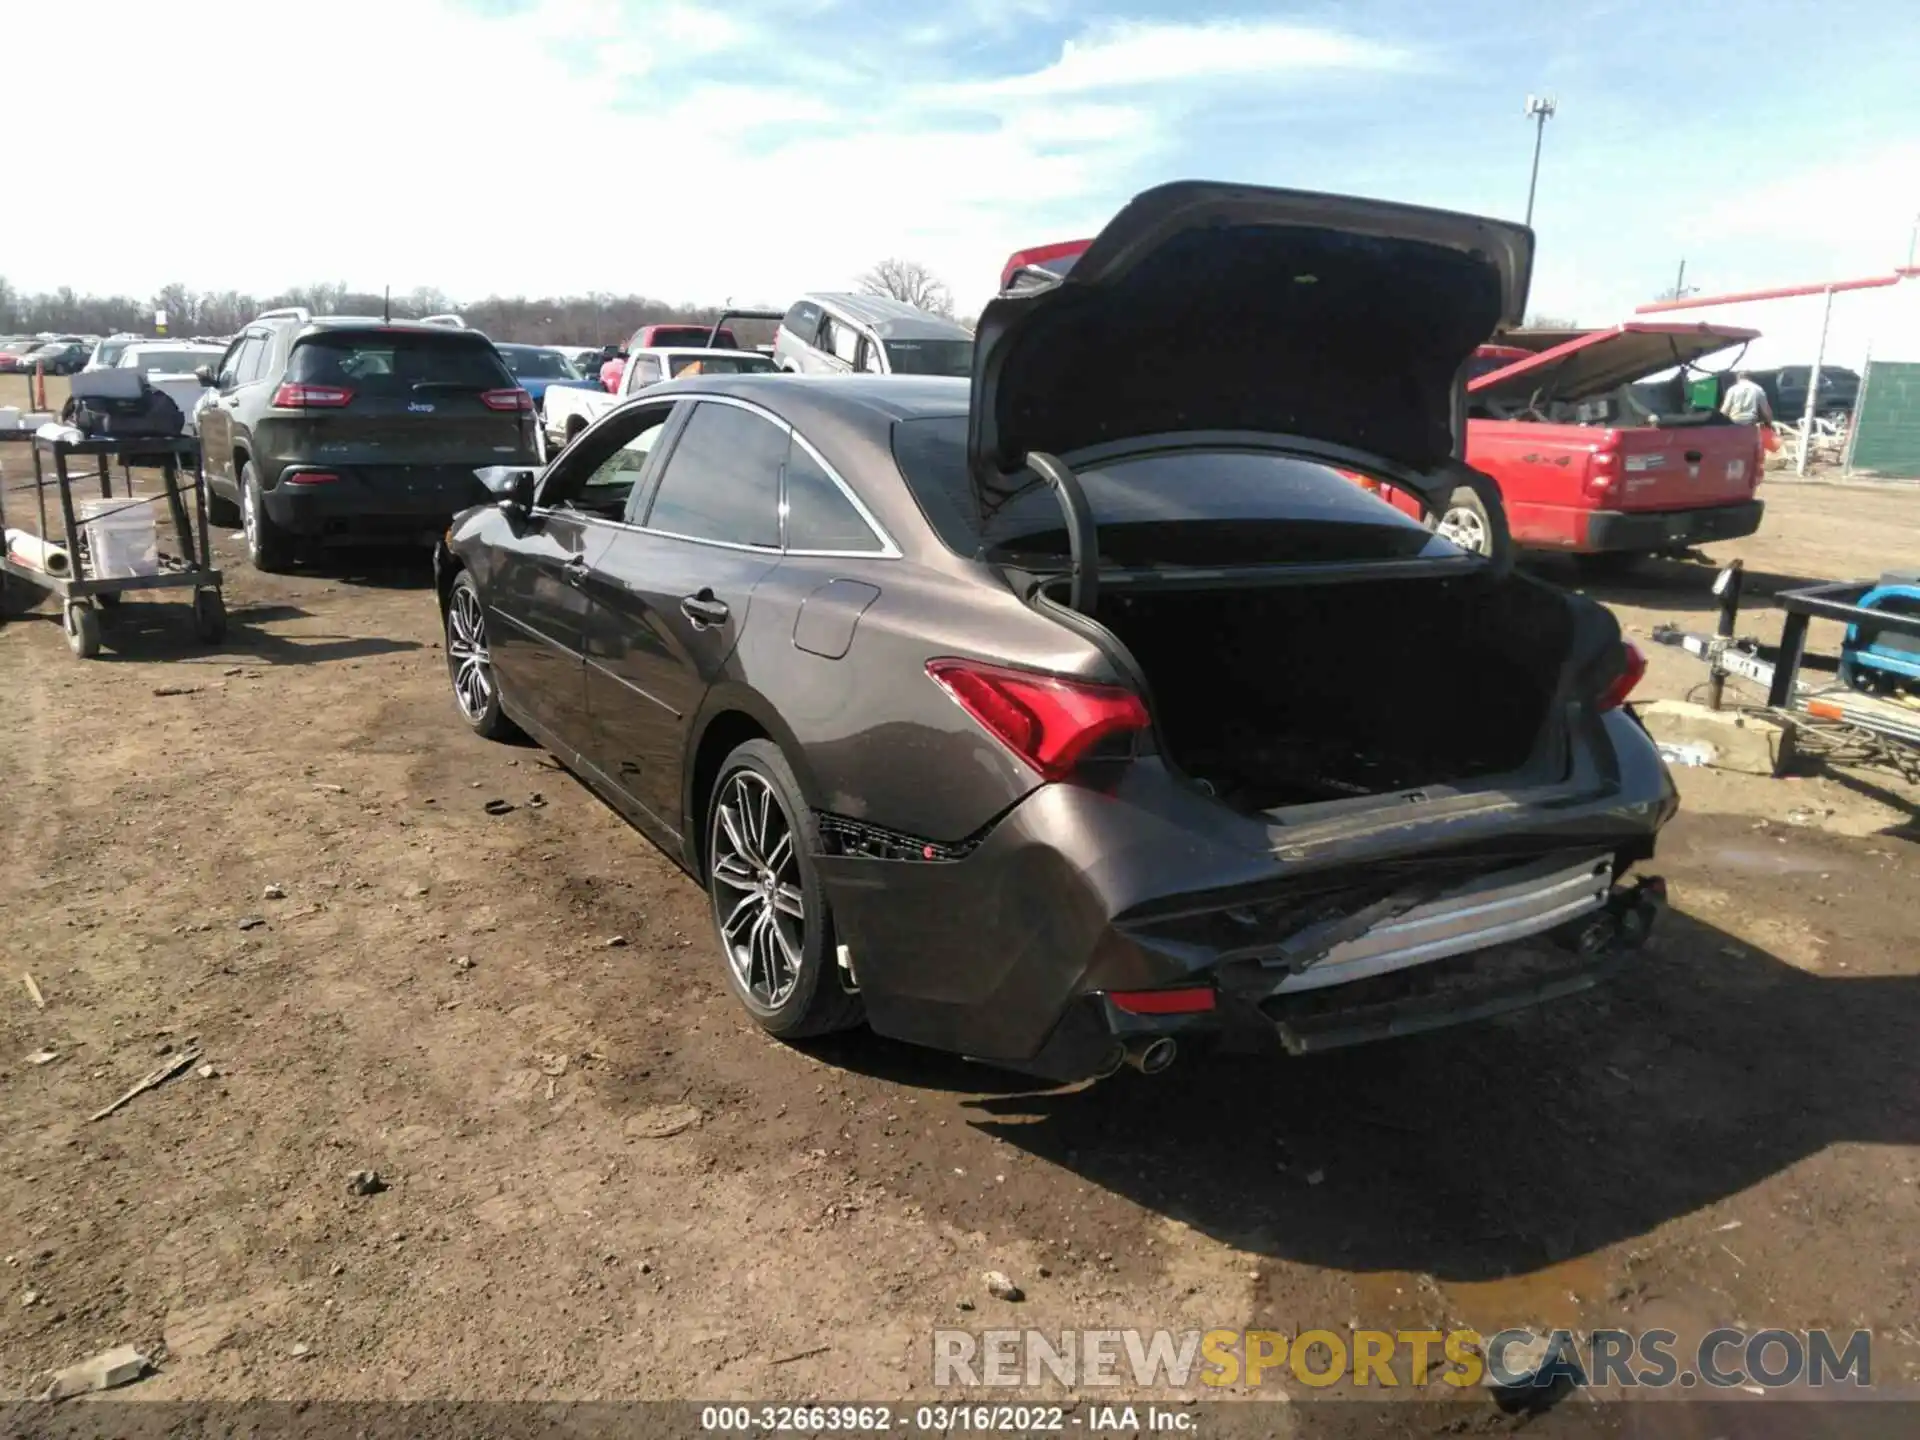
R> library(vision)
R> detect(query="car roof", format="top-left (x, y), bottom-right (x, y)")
top-left (806, 293), bottom-right (973, 341)
top-left (635, 346), bottom-right (770, 360)
top-left (299, 316), bottom-right (487, 336)
top-left (672, 373), bottom-right (966, 423)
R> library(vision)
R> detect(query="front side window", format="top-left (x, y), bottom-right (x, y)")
top-left (630, 356), bottom-right (663, 386)
top-left (644, 401), bottom-right (784, 548)
top-left (543, 402), bottom-right (677, 520)
top-left (824, 317), bottom-right (862, 366)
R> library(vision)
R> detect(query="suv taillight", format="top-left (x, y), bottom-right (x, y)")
top-left (481, 388), bottom-right (534, 412)
top-left (926, 659), bottom-right (1149, 781)
top-left (271, 382), bottom-right (353, 408)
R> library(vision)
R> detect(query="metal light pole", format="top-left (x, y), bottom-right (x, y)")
top-left (1523, 94), bottom-right (1557, 227)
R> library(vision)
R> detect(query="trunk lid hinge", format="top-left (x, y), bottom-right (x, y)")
top-left (1025, 450), bottom-right (1100, 615)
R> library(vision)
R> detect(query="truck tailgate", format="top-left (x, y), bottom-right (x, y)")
top-left (1611, 426), bottom-right (1760, 512)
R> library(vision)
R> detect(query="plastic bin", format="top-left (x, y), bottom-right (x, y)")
top-left (75, 497), bottom-right (159, 580)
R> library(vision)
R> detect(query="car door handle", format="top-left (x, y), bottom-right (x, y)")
top-left (563, 556), bottom-right (590, 588)
top-left (680, 590), bottom-right (730, 627)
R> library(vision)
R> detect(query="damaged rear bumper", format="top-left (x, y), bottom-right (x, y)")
top-left (812, 710), bottom-right (1677, 1080)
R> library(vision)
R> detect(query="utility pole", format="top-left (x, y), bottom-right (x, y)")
top-left (1523, 94), bottom-right (1557, 227)
top-left (1674, 258), bottom-right (1686, 299)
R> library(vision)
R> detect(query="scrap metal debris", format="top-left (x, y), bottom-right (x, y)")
top-left (27, 1049), bottom-right (60, 1066)
top-left (90, 1049), bottom-right (200, 1120)
top-left (347, 1170), bottom-right (388, 1197)
top-left (23, 973), bottom-right (44, 1009)
top-left (483, 798), bottom-right (515, 816)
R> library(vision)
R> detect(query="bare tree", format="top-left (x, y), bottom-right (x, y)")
top-left (856, 258), bottom-right (955, 318)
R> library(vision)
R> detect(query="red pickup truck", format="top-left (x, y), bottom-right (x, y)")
top-left (1443, 322), bottom-right (1766, 563)
top-left (999, 244), bottom-right (1766, 565)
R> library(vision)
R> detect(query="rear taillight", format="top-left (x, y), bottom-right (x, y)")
top-left (481, 388), bottom-right (534, 412)
top-left (1586, 430), bottom-right (1621, 497)
top-left (270, 382), bottom-right (353, 408)
top-left (1336, 468), bottom-right (1380, 493)
top-left (1596, 640), bottom-right (1647, 711)
top-left (926, 658), bottom-right (1149, 781)
top-left (283, 471), bottom-right (340, 485)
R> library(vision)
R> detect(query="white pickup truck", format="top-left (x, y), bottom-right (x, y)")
top-left (541, 344), bottom-right (776, 449)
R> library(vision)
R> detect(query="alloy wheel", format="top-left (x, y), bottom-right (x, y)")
top-left (1437, 504), bottom-right (1489, 555)
top-left (447, 584), bottom-right (495, 722)
top-left (709, 770), bottom-right (806, 1010)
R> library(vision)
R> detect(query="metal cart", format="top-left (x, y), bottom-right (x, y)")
top-left (0, 430), bottom-right (225, 657)
top-left (1651, 560), bottom-right (1920, 780)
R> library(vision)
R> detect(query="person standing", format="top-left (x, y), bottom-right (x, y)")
top-left (1720, 370), bottom-right (1773, 426)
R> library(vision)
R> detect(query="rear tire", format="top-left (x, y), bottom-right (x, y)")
top-left (1434, 486), bottom-right (1495, 557)
top-left (240, 462), bottom-right (293, 573)
top-left (205, 480), bottom-right (240, 528)
top-left (705, 739), bottom-right (863, 1039)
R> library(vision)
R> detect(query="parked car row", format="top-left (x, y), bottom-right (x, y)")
top-left (426, 179), bottom-right (1672, 1084)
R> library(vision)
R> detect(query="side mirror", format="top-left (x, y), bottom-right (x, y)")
top-left (505, 469), bottom-right (536, 515)
top-left (193, 365), bottom-right (216, 387)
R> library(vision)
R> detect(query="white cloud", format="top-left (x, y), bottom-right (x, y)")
top-left (0, 1), bottom-right (1399, 322)
top-left (956, 18), bottom-right (1409, 97)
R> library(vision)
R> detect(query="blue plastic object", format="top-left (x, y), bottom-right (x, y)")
top-left (1841, 571), bottom-right (1920, 691)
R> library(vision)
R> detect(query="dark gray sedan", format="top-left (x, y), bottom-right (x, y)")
top-left (432, 180), bottom-right (1677, 1082)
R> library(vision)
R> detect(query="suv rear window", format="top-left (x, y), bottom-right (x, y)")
top-left (287, 333), bottom-right (513, 394)
top-left (891, 415), bottom-right (1456, 567)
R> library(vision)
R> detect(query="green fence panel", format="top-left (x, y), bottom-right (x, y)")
top-left (1849, 360), bottom-right (1920, 478)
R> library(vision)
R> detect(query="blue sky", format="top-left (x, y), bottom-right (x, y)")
top-left (12, 0), bottom-right (1918, 327)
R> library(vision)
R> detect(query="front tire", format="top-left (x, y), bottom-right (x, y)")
top-left (445, 570), bottom-right (522, 741)
top-left (241, 462), bottom-right (293, 573)
top-left (706, 740), bottom-right (862, 1038)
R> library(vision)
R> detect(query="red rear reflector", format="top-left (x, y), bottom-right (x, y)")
top-left (270, 382), bottom-right (353, 408)
top-left (926, 658), bottom-right (1149, 782)
top-left (1597, 640), bottom-right (1647, 711)
top-left (1110, 988), bottom-right (1216, 1015)
top-left (481, 388), bottom-right (534, 412)
top-left (283, 471), bottom-right (340, 485)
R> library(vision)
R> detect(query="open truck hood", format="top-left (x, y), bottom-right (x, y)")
top-left (1469, 322), bottom-right (1758, 405)
top-left (972, 180), bottom-right (1533, 512)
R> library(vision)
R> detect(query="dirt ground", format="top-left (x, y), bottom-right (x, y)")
top-left (4, 374), bottom-right (1919, 1423)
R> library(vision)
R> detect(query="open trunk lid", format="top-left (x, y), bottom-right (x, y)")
top-left (1470, 322), bottom-right (1757, 406)
top-left (973, 180), bottom-right (1533, 516)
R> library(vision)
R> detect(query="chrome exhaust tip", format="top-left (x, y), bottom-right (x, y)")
top-left (1123, 1037), bottom-right (1178, 1076)
top-left (1091, 1042), bottom-right (1128, 1080)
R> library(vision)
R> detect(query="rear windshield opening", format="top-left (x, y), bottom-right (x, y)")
top-left (884, 339), bottom-right (973, 377)
top-left (288, 333), bottom-right (514, 394)
top-left (891, 415), bottom-right (1463, 568)
top-left (499, 346), bottom-right (580, 380)
top-left (668, 353), bottom-right (775, 377)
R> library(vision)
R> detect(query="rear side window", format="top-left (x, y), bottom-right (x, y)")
top-left (286, 333), bottom-right (512, 395)
top-left (891, 416), bottom-right (1456, 566)
top-left (783, 437), bottom-right (881, 553)
top-left (643, 401), bottom-right (784, 548)
top-left (783, 301), bottom-right (821, 337)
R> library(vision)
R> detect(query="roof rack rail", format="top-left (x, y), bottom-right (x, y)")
top-left (417, 313), bottom-right (468, 329)
top-left (253, 306), bottom-right (313, 324)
